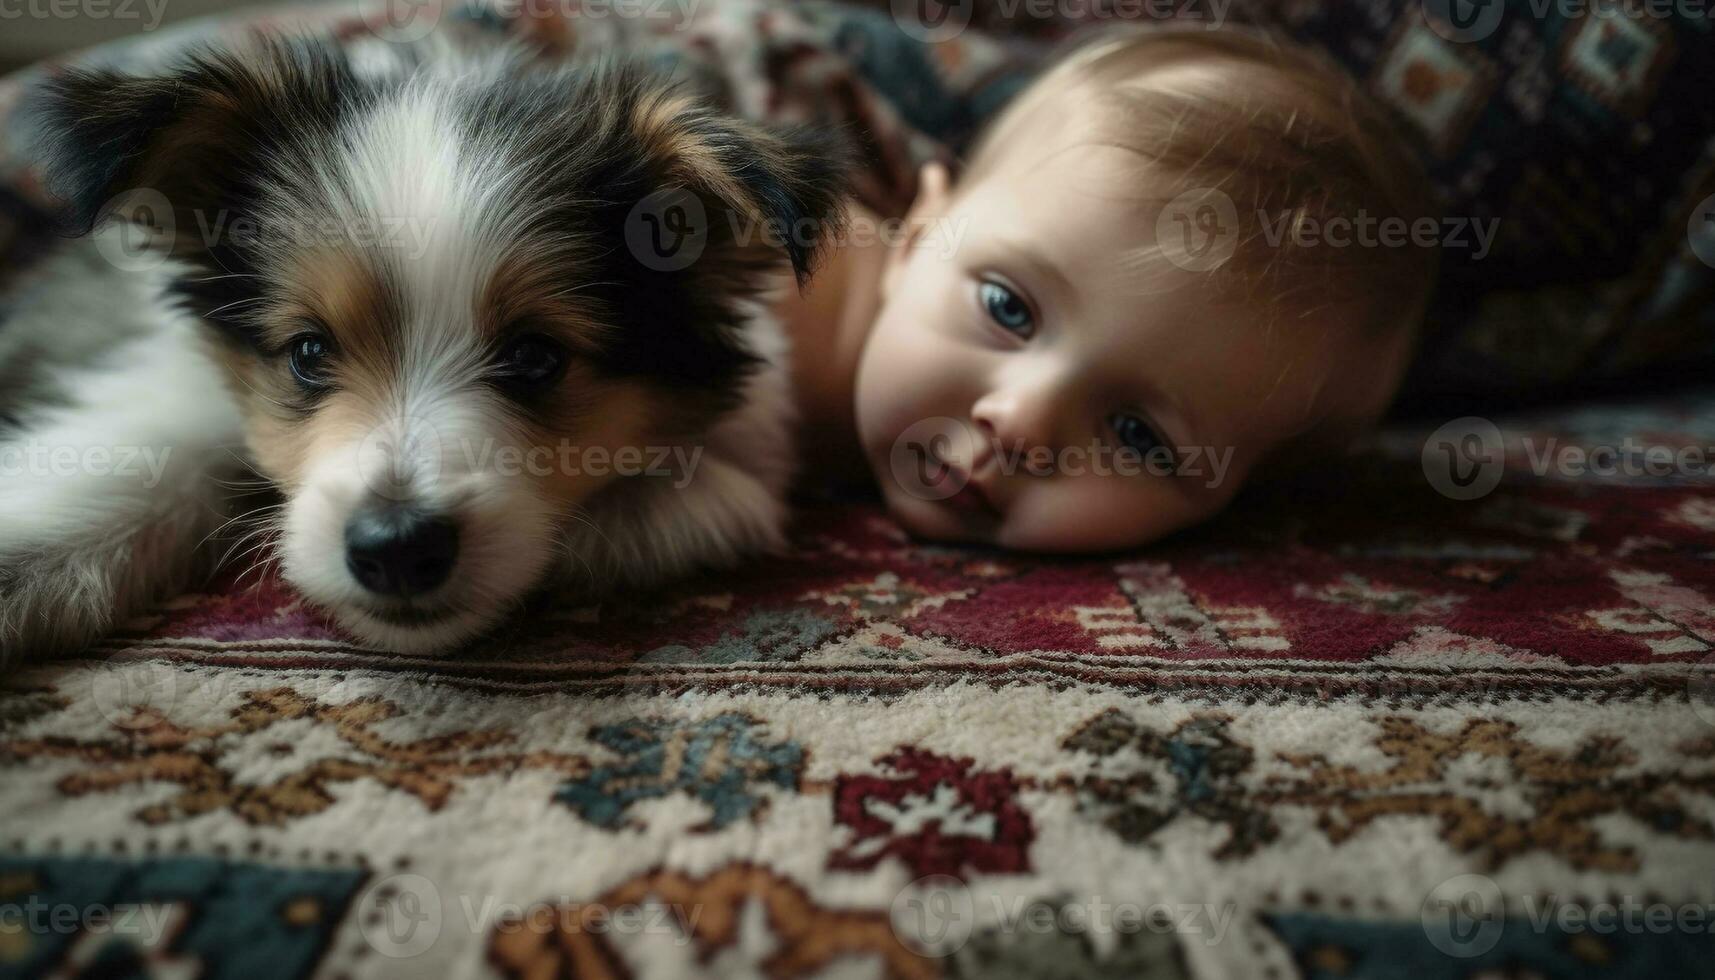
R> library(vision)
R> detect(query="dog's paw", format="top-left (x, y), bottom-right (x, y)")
top-left (0, 519), bottom-right (207, 668)
top-left (0, 545), bottom-right (124, 667)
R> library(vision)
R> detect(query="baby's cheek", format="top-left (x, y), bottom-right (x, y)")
top-left (856, 321), bottom-right (959, 451)
top-left (997, 475), bottom-right (1216, 553)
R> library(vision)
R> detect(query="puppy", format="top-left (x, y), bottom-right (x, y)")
top-left (0, 33), bottom-right (846, 662)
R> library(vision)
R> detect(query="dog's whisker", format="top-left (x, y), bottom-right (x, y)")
top-left (196, 504), bottom-right (284, 553)
top-left (216, 530), bottom-right (282, 575)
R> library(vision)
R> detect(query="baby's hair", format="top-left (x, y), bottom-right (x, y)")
top-left (961, 26), bottom-right (1440, 344)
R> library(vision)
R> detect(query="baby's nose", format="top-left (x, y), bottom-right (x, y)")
top-left (970, 389), bottom-right (1058, 462)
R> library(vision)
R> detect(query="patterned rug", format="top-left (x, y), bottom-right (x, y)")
top-left (4, 395), bottom-right (1715, 980)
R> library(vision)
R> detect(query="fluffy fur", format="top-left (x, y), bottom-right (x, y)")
top-left (0, 32), bottom-right (846, 663)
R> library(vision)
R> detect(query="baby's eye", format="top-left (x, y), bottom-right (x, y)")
top-left (1108, 412), bottom-right (1174, 470)
top-left (979, 280), bottom-right (1034, 338)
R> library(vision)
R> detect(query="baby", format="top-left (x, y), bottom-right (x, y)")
top-left (779, 27), bottom-right (1437, 553)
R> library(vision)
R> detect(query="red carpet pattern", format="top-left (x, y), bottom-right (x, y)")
top-left (4, 396), bottom-right (1715, 979)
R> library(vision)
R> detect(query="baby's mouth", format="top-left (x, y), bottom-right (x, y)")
top-left (942, 474), bottom-right (997, 516)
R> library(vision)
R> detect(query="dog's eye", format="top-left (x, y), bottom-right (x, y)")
top-left (288, 333), bottom-right (334, 390)
top-left (492, 333), bottom-right (567, 391)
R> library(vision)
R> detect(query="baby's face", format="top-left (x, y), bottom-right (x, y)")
top-left (854, 142), bottom-right (1401, 553)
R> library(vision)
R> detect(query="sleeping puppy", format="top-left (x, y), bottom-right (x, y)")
top-left (0, 34), bottom-right (846, 662)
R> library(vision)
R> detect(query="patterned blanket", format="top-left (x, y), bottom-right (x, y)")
top-left (4, 395), bottom-right (1714, 979)
top-left (2, 3), bottom-right (1714, 977)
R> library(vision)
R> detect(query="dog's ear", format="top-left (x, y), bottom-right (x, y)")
top-left (619, 71), bottom-right (853, 287)
top-left (26, 37), bottom-right (357, 236)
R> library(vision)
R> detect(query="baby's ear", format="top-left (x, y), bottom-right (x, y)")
top-left (912, 162), bottom-right (953, 218)
top-left (882, 161), bottom-right (955, 300)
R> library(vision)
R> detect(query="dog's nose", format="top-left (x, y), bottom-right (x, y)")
top-left (344, 507), bottom-right (460, 598)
